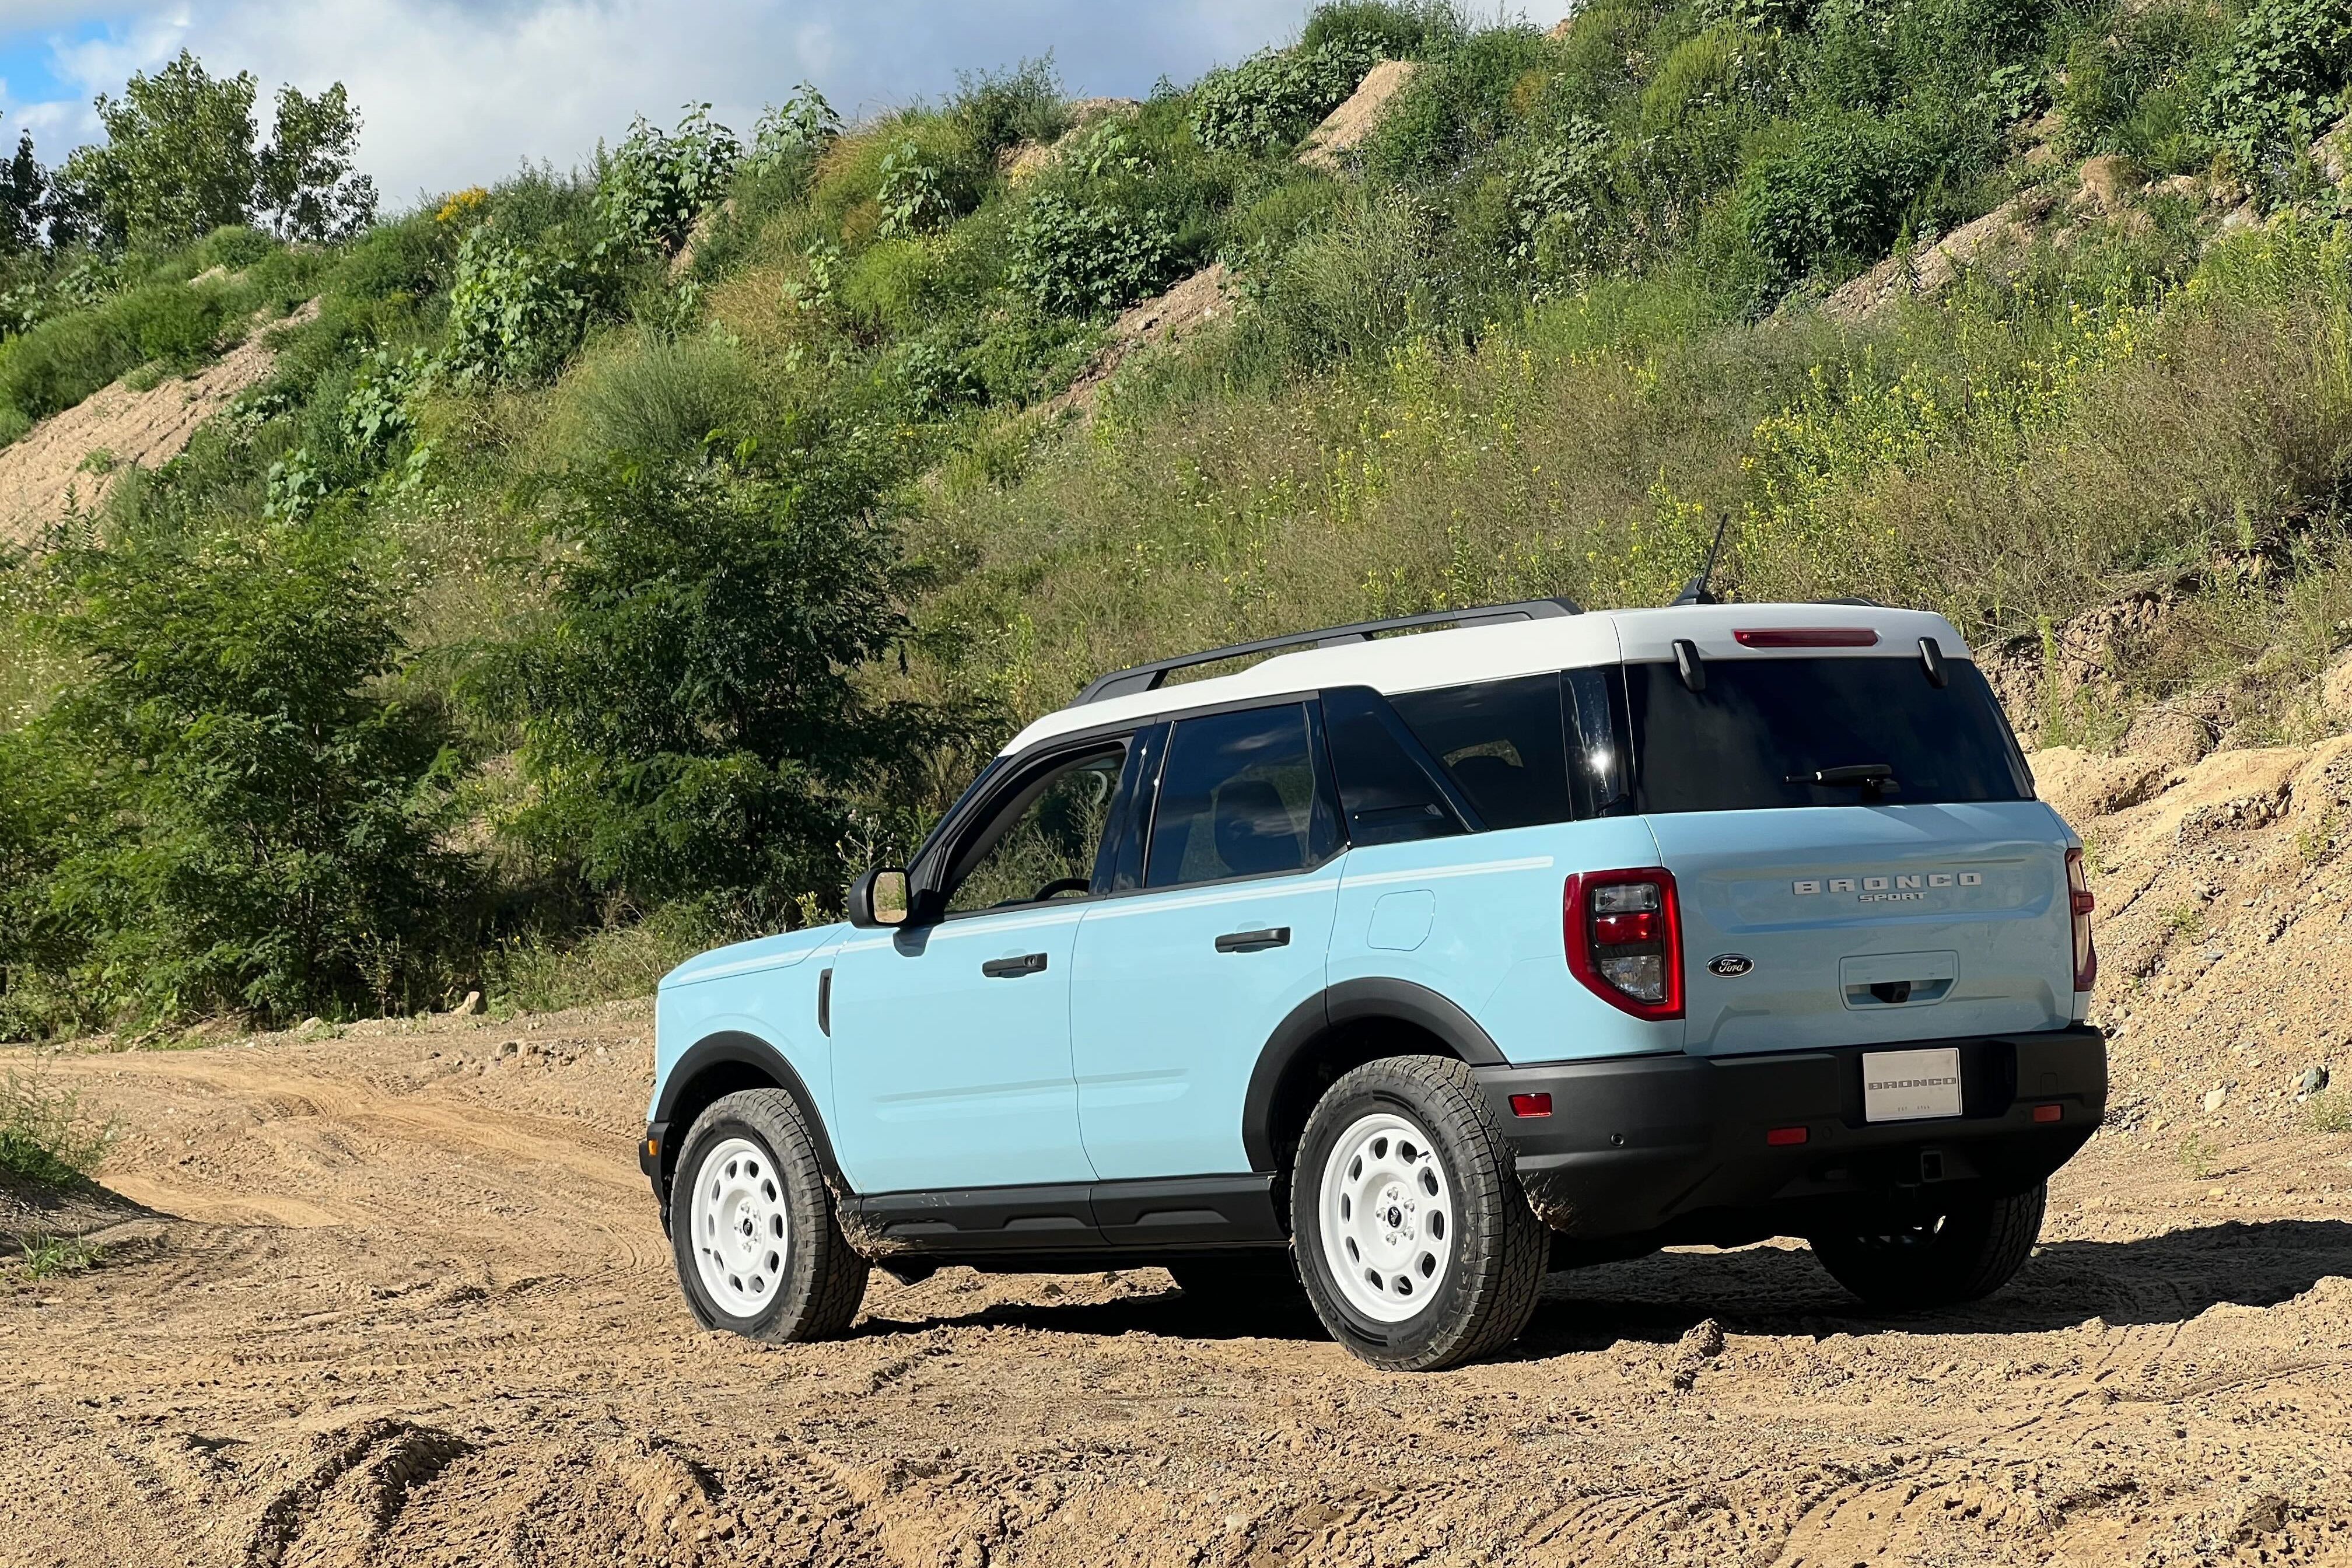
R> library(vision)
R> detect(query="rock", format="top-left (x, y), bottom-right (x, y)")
top-left (2218, 201), bottom-right (2259, 234)
top-left (1299, 60), bottom-right (1420, 173)
top-left (1548, 15), bottom-right (1576, 38)
top-left (2300, 1066), bottom-right (2333, 1100)
top-left (1824, 192), bottom-right (2048, 323)
top-left (188, 264), bottom-right (230, 286)
top-left (1042, 262), bottom-right (1235, 420)
top-left (2077, 154), bottom-right (2143, 212)
top-left (2203, 1085), bottom-right (2230, 1114)
top-left (449, 989), bottom-right (484, 1017)
top-left (2315, 113), bottom-right (2352, 186)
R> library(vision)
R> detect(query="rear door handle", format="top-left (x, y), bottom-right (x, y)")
top-left (1215, 927), bottom-right (1291, 954)
top-left (982, 953), bottom-right (1049, 979)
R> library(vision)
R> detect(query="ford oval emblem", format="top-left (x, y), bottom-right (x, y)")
top-left (1708, 954), bottom-right (1754, 978)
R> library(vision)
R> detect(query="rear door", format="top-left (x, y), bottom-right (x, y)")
top-left (1622, 649), bottom-right (2078, 1054)
top-left (1069, 701), bottom-right (1344, 1180)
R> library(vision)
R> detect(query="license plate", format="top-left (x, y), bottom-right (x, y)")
top-left (1863, 1048), bottom-right (1964, 1122)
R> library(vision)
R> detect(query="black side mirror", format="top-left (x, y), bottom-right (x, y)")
top-left (846, 867), bottom-right (912, 929)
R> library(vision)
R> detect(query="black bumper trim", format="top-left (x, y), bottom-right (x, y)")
top-left (1478, 1026), bottom-right (2106, 1242)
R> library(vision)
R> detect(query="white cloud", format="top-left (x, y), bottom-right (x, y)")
top-left (1, 0), bottom-right (1578, 206)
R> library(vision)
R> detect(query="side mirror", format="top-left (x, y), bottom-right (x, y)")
top-left (847, 867), bottom-right (912, 929)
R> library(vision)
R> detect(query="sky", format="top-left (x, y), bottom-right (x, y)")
top-left (0, 1), bottom-right (1578, 212)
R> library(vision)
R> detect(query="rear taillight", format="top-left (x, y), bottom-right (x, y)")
top-left (1564, 868), bottom-right (1684, 1020)
top-left (2066, 847), bottom-right (2097, 993)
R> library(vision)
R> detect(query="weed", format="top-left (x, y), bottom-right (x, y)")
top-left (0, 1072), bottom-right (112, 1186)
top-left (2306, 1090), bottom-right (2352, 1134)
top-left (10, 1234), bottom-right (104, 1281)
top-left (2176, 1130), bottom-right (2218, 1178)
top-left (2168, 902), bottom-right (2209, 941)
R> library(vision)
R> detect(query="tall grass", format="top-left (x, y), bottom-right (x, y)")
top-left (0, 1071), bottom-right (112, 1186)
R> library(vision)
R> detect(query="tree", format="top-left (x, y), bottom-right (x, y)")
top-left (57, 50), bottom-right (377, 250)
top-left (69, 50), bottom-right (261, 247)
top-left (258, 83), bottom-right (379, 242)
top-left (0, 123), bottom-right (46, 255)
top-left (483, 454), bottom-right (912, 907)
top-left (10, 521), bottom-right (469, 1026)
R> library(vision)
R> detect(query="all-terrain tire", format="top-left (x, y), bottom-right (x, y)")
top-left (1290, 1055), bottom-right (1546, 1371)
top-left (1810, 1181), bottom-right (2047, 1311)
top-left (669, 1088), bottom-right (869, 1342)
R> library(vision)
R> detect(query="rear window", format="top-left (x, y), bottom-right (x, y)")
top-left (1626, 656), bottom-right (2032, 813)
top-left (1390, 676), bottom-right (1573, 831)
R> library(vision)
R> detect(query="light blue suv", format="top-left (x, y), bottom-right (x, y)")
top-left (642, 598), bottom-right (2106, 1370)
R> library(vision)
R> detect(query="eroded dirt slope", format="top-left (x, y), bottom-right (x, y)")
top-left (5, 729), bottom-right (2352, 1566)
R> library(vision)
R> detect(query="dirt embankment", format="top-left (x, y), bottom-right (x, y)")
top-left (5, 716), bottom-right (2352, 1566)
top-left (0, 299), bottom-right (318, 549)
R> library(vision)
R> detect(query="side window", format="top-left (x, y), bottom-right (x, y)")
top-left (1146, 704), bottom-right (1331, 888)
top-left (1390, 674), bottom-right (1574, 831)
top-left (943, 744), bottom-right (1126, 915)
top-left (1322, 686), bottom-right (1469, 845)
top-left (1564, 665), bottom-right (1634, 817)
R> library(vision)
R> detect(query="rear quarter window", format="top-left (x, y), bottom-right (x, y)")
top-left (1626, 655), bottom-right (2032, 813)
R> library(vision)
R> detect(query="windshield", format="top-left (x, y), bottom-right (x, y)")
top-left (1625, 656), bottom-right (2032, 813)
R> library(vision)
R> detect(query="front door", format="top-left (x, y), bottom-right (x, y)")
top-left (828, 741), bottom-right (1128, 1195)
top-left (1071, 701), bottom-right (1344, 1180)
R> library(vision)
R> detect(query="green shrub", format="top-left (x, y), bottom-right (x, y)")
top-left (1738, 111), bottom-right (1928, 285)
top-left (478, 453), bottom-right (911, 906)
top-left (595, 103), bottom-right (741, 254)
top-left (1301, 1), bottom-right (1461, 60)
top-left (547, 329), bottom-right (760, 462)
top-left (1247, 191), bottom-right (1443, 365)
top-left (443, 225), bottom-right (587, 384)
top-left (951, 57), bottom-right (1070, 162)
top-left (1007, 191), bottom-right (1179, 314)
top-left (2202, 0), bottom-right (2352, 187)
top-left (10, 519), bottom-right (469, 1027)
top-left (2062, 3), bottom-right (2230, 169)
top-left (0, 1072), bottom-right (110, 1185)
top-left (0, 278), bottom-right (250, 443)
top-left (486, 897), bottom-right (769, 1013)
top-left (1191, 39), bottom-right (1387, 153)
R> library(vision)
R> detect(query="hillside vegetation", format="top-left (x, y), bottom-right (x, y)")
top-left (1, 0), bottom-right (2350, 1037)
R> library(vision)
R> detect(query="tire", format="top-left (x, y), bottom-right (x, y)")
top-left (1810, 1181), bottom-right (2047, 1311)
top-left (668, 1088), bottom-right (869, 1342)
top-left (1289, 1055), bottom-right (1546, 1371)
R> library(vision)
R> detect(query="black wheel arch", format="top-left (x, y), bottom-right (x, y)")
top-left (653, 1031), bottom-right (844, 1212)
top-left (1241, 979), bottom-right (1506, 1174)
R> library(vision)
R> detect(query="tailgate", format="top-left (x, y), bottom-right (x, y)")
top-left (1653, 801), bottom-right (2077, 1055)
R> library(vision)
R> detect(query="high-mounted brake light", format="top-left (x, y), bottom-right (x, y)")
top-left (1732, 627), bottom-right (1882, 648)
top-left (2066, 847), bottom-right (2097, 993)
top-left (1564, 868), bottom-right (1684, 1020)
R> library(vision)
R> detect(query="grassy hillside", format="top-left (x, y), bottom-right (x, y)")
top-left (1, 0), bottom-right (2350, 1036)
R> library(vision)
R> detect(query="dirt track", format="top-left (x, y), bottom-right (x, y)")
top-left (9, 719), bottom-right (2352, 1567)
top-left (0, 996), bottom-right (2346, 1568)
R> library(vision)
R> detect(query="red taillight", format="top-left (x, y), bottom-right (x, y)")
top-left (2065, 847), bottom-right (2097, 993)
top-left (1732, 627), bottom-right (1881, 648)
top-left (1766, 1126), bottom-right (1810, 1146)
top-left (1510, 1093), bottom-right (1553, 1118)
top-left (1564, 868), bottom-right (1684, 1020)
top-left (2033, 1104), bottom-right (2063, 1124)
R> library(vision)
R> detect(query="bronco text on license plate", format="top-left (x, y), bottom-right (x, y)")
top-left (1861, 1047), bottom-right (1964, 1122)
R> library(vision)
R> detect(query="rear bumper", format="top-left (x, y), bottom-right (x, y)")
top-left (1475, 1026), bottom-right (2105, 1244)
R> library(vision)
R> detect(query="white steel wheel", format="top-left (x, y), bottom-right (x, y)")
top-left (689, 1136), bottom-right (791, 1318)
top-left (1316, 1110), bottom-right (1455, 1324)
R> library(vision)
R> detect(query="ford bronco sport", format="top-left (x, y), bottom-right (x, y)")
top-left (642, 598), bottom-right (2105, 1370)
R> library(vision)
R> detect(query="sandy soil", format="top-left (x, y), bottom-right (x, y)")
top-left (0, 299), bottom-right (319, 549)
top-left (5, 734), bottom-right (2352, 1566)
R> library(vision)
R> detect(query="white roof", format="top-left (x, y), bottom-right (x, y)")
top-left (1005, 602), bottom-right (1971, 755)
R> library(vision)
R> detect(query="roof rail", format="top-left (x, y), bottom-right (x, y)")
top-left (1073, 597), bottom-right (1582, 706)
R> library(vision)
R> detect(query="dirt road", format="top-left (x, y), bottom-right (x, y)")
top-left (12, 720), bottom-right (2352, 1567)
top-left (2, 995), bottom-right (2348, 1568)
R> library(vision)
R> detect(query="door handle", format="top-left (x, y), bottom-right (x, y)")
top-left (1214, 927), bottom-right (1292, 954)
top-left (981, 952), bottom-right (1049, 979)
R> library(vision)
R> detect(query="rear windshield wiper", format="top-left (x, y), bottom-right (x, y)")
top-left (1787, 762), bottom-right (1901, 799)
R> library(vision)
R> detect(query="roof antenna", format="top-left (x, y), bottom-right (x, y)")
top-left (1670, 512), bottom-right (1733, 607)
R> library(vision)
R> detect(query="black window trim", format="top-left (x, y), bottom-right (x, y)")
top-left (922, 733), bottom-right (1138, 923)
top-left (1130, 697), bottom-right (1348, 897)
